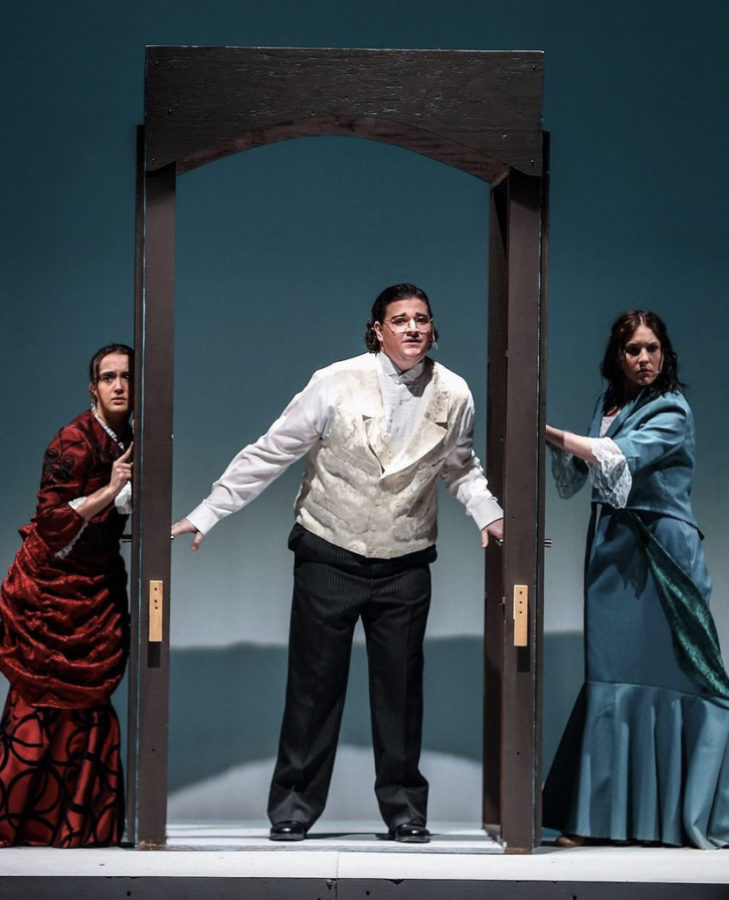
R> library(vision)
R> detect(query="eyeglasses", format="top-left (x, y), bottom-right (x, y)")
top-left (383, 314), bottom-right (433, 333)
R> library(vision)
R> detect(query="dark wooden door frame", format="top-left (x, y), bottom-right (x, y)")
top-left (130, 46), bottom-right (548, 851)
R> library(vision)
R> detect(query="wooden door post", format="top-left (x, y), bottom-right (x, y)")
top-left (128, 157), bottom-right (176, 848)
top-left (484, 167), bottom-right (547, 851)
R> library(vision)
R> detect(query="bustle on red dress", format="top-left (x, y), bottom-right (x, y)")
top-left (0, 411), bottom-right (130, 847)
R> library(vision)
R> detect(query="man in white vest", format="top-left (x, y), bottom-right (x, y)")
top-left (172, 283), bottom-right (504, 843)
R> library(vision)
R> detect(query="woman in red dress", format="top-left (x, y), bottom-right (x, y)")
top-left (0, 344), bottom-right (133, 846)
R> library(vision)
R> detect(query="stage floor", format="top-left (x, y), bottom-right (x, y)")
top-left (2, 822), bottom-right (729, 899)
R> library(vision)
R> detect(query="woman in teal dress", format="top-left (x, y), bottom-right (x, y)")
top-left (543, 310), bottom-right (729, 849)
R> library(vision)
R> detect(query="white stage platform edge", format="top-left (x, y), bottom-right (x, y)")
top-left (1, 822), bottom-right (728, 899)
top-left (2, 820), bottom-right (729, 879)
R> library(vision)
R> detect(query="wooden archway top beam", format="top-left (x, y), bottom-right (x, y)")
top-left (144, 46), bottom-right (544, 182)
top-left (168, 116), bottom-right (510, 183)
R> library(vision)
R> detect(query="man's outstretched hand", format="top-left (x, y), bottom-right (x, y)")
top-left (481, 518), bottom-right (504, 549)
top-left (171, 517), bottom-right (204, 551)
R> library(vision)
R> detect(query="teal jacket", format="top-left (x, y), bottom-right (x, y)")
top-left (589, 389), bottom-right (699, 529)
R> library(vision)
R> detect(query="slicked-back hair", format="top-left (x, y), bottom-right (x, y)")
top-left (364, 283), bottom-right (439, 352)
top-left (600, 310), bottom-right (682, 412)
top-left (89, 343), bottom-right (134, 383)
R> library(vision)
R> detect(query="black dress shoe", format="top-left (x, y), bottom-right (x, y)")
top-left (389, 823), bottom-right (430, 843)
top-left (269, 821), bottom-right (307, 842)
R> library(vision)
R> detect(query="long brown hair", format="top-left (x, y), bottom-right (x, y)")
top-left (600, 311), bottom-right (682, 413)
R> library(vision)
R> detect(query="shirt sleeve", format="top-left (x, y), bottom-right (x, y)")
top-left (186, 371), bottom-right (335, 535)
top-left (440, 392), bottom-right (503, 530)
top-left (34, 427), bottom-right (93, 552)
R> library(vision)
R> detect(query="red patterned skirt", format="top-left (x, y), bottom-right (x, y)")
top-left (0, 522), bottom-right (128, 846)
top-left (0, 689), bottom-right (124, 847)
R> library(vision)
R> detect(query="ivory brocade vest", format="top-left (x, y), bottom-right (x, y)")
top-left (294, 356), bottom-right (471, 558)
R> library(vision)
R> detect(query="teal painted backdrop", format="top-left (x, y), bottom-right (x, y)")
top-left (2, 0), bottom-right (728, 826)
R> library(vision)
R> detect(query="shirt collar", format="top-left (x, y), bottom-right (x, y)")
top-left (378, 352), bottom-right (426, 385)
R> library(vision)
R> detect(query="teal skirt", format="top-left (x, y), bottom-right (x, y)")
top-left (543, 506), bottom-right (729, 848)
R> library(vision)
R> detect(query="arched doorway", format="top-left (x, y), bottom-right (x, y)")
top-left (128, 46), bottom-right (548, 852)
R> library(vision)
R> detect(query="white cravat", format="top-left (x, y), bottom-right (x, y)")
top-left (376, 353), bottom-right (429, 457)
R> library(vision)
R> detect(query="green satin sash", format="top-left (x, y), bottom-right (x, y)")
top-left (626, 511), bottom-right (729, 700)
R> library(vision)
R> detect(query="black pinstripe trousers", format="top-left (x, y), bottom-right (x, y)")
top-left (267, 524), bottom-right (436, 830)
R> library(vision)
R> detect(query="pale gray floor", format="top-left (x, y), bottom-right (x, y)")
top-left (1, 823), bottom-right (729, 884)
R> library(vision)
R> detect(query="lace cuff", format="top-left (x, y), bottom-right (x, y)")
top-left (114, 481), bottom-right (132, 514)
top-left (588, 437), bottom-right (632, 508)
top-left (549, 446), bottom-right (588, 498)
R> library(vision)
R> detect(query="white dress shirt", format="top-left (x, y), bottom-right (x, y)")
top-left (187, 352), bottom-right (502, 537)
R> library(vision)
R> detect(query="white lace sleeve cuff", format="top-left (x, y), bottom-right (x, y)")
top-left (114, 481), bottom-right (132, 514)
top-left (588, 437), bottom-right (632, 508)
top-left (549, 446), bottom-right (588, 498)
